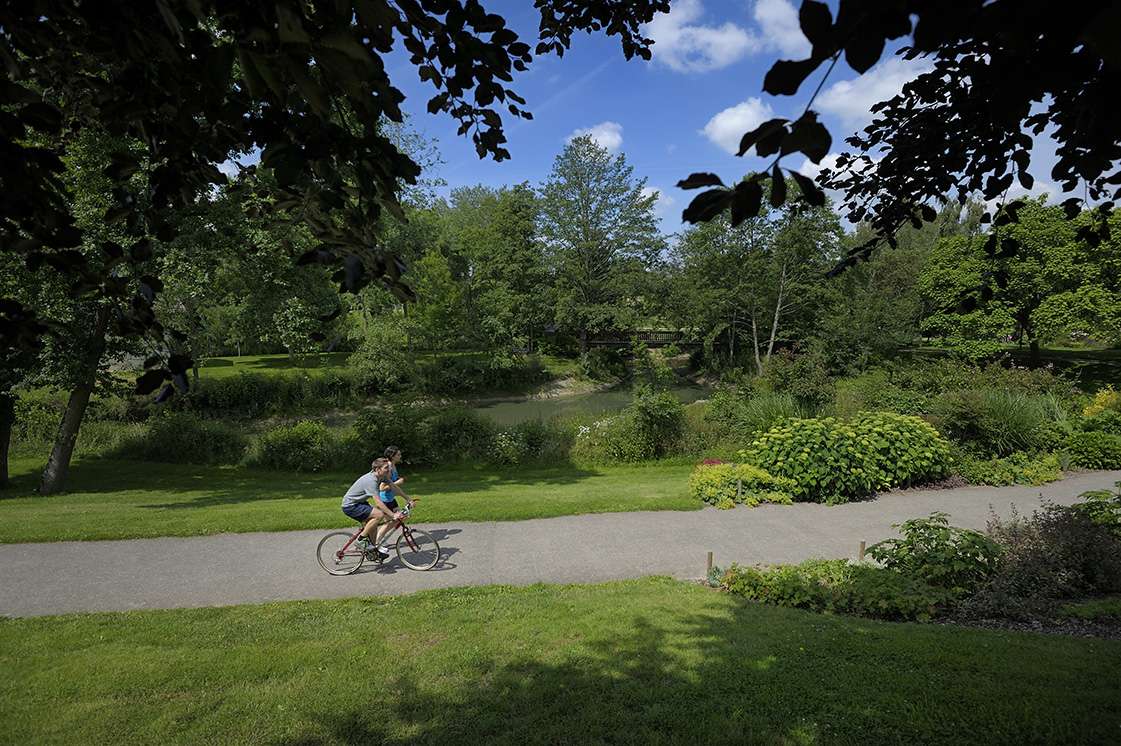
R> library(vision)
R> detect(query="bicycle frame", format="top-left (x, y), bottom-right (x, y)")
top-left (335, 506), bottom-right (421, 561)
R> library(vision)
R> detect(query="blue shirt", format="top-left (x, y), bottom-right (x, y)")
top-left (379, 466), bottom-right (399, 503)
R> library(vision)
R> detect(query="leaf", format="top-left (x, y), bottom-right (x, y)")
top-left (845, 32), bottom-right (886, 73)
top-left (763, 58), bottom-right (820, 96)
top-left (1061, 197), bottom-right (1082, 220)
top-left (782, 112), bottom-right (831, 163)
top-left (135, 369), bottom-right (169, 395)
top-left (682, 189), bottom-right (732, 224)
top-left (676, 172), bottom-right (725, 190)
top-left (799, 1), bottom-right (833, 48)
top-left (168, 353), bottom-right (193, 375)
top-left (736, 118), bottom-right (788, 157)
top-left (997, 237), bottom-right (1019, 259)
top-left (730, 181), bottom-right (763, 227)
top-left (789, 171), bottom-right (825, 207)
top-left (770, 165), bottom-right (787, 208)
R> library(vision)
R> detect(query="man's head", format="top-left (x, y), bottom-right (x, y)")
top-left (384, 445), bottom-right (402, 464)
top-left (371, 457), bottom-right (390, 477)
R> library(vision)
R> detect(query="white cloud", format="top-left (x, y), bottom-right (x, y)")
top-left (644, 0), bottom-right (758, 73)
top-left (797, 152), bottom-right (845, 180)
top-left (567, 121), bottom-right (624, 152)
top-left (816, 57), bottom-right (934, 129)
top-left (701, 97), bottom-right (775, 154)
top-left (217, 160), bottom-right (240, 179)
top-left (753, 0), bottom-right (811, 58)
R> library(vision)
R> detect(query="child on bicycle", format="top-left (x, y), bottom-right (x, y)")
top-left (341, 457), bottom-right (403, 559)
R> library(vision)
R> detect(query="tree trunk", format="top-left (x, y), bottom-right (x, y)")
top-left (40, 307), bottom-right (108, 496)
top-left (0, 391), bottom-right (14, 489)
top-left (765, 264), bottom-right (787, 366)
top-left (751, 313), bottom-right (763, 376)
top-left (579, 328), bottom-right (587, 355)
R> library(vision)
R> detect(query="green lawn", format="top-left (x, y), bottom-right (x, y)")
top-left (194, 351), bottom-right (581, 380)
top-left (0, 457), bottom-right (695, 543)
top-left (2, 578), bottom-right (1118, 744)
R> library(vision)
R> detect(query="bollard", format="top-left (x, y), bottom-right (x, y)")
top-left (859, 541), bottom-right (866, 561)
top-left (706, 551), bottom-right (713, 577)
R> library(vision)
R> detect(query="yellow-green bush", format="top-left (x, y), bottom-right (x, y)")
top-left (688, 462), bottom-right (795, 508)
top-left (1084, 386), bottom-right (1121, 418)
top-left (739, 412), bottom-right (953, 504)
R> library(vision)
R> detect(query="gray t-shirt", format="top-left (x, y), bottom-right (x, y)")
top-left (341, 473), bottom-right (380, 509)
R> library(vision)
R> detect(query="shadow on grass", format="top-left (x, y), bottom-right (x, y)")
top-left (275, 599), bottom-right (1120, 746)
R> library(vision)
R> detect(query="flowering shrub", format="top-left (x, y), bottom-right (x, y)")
top-left (1084, 386), bottom-right (1121, 418)
top-left (739, 412), bottom-right (952, 504)
top-left (688, 462), bottom-right (795, 509)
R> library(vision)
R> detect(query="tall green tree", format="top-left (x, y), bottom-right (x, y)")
top-left (669, 187), bottom-right (840, 374)
top-left (539, 136), bottom-right (662, 352)
top-left (918, 199), bottom-right (1121, 357)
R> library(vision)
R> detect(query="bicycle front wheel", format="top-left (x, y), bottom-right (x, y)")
top-left (317, 531), bottom-right (365, 576)
top-left (396, 528), bottom-right (441, 570)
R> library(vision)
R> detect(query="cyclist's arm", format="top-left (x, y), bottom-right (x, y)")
top-left (389, 481), bottom-right (412, 501)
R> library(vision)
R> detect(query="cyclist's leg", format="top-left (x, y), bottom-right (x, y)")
top-left (374, 500), bottom-right (400, 545)
top-left (343, 502), bottom-right (376, 540)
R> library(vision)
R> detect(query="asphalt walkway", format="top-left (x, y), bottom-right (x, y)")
top-left (1, 470), bottom-right (1118, 617)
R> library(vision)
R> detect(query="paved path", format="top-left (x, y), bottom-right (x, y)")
top-left (2, 470), bottom-right (1118, 618)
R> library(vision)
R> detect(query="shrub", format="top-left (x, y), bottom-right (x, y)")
top-left (867, 512), bottom-right (1002, 596)
top-left (1073, 481), bottom-right (1121, 538)
top-left (833, 372), bottom-right (930, 418)
top-left (955, 451), bottom-right (1063, 486)
top-left (631, 387), bottom-right (686, 458)
top-left (688, 462), bottom-right (795, 508)
top-left (931, 389), bottom-right (1047, 457)
top-left (960, 502), bottom-right (1121, 620)
top-left (571, 413), bottom-right (649, 464)
top-left (760, 350), bottom-right (834, 410)
top-left (113, 412), bottom-right (248, 465)
top-left (1084, 386), bottom-right (1121, 418)
top-left (348, 317), bottom-right (415, 393)
top-left (740, 412), bottom-right (952, 504)
top-left (1081, 409), bottom-right (1121, 436)
top-left (417, 354), bottom-right (550, 395)
top-left (492, 420), bottom-right (571, 464)
top-left (252, 421), bottom-right (336, 472)
top-left (351, 405), bottom-right (431, 466)
top-left (422, 407), bottom-right (495, 463)
top-left (719, 559), bottom-right (951, 622)
top-left (578, 348), bottom-right (627, 381)
top-left (11, 391), bottom-right (62, 447)
top-left (183, 371), bottom-right (366, 417)
top-left (704, 390), bottom-right (804, 442)
top-left (1065, 431), bottom-right (1121, 469)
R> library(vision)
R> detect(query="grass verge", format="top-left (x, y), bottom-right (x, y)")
top-left (1, 578), bottom-right (1118, 745)
top-left (0, 457), bottom-right (695, 543)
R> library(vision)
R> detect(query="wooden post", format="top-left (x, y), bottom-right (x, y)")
top-left (859, 541), bottom-right (866, 561)
top-left (736, 479), bottom-right (742, 501)
top-left (706, 551), bottom-right (713, 577)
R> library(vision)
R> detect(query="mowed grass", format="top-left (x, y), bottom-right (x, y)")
top-left (2, 578), bottom-right (1119, 745)
top-left (0, 457), bottom-right (695, 543)
top-left (194, 351), bottom-right (581, 379)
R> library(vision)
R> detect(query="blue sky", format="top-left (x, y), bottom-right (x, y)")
top-left (222, 1), bottom-right (1062, 233)
top-left (379, 0), bottom-right (1064, 235)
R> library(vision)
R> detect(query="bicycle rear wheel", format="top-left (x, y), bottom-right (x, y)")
top-left (396, 528), bottom-right (441, 570)
top-left (317, 532), bottom-right (365, 576)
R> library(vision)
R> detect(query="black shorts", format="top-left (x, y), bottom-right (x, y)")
top-left (381, 499), bottom-right (399, 512)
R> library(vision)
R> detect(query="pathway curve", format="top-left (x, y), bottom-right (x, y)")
top-left (2, 470), bottom-right (1118, 617)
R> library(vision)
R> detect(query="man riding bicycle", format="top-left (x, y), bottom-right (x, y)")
top-left (341, 457), bottom-right (403, 559)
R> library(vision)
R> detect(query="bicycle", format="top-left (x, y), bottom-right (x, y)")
top-left (316, 500), bottom-right (441, 576)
